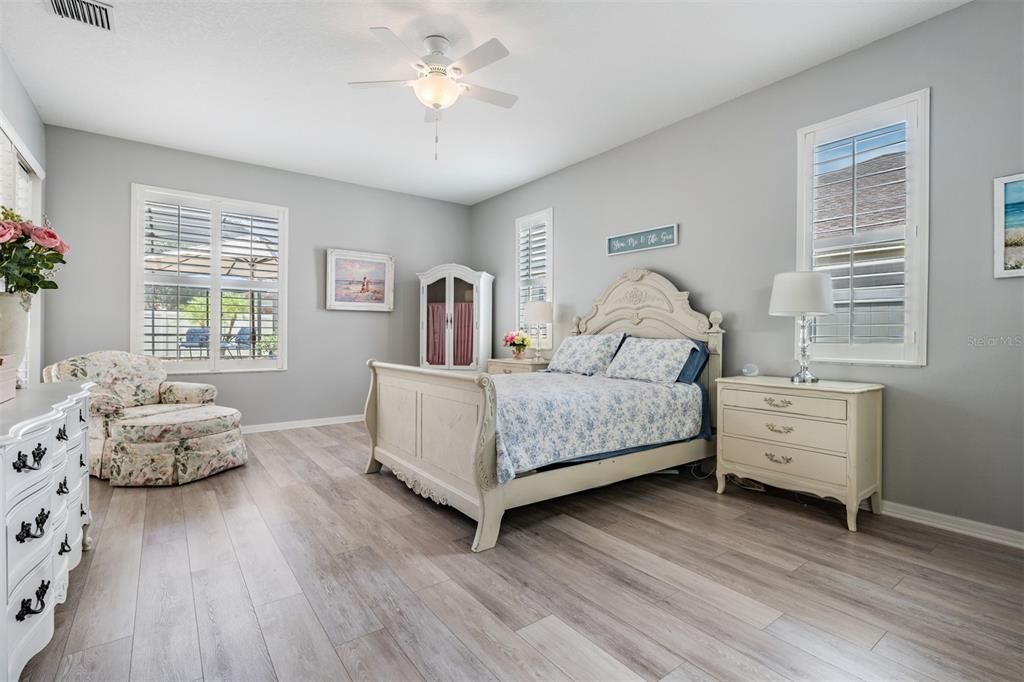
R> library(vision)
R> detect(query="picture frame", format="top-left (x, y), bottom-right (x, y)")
top-left (994, 173), bottom-right (1024, 278)
top-left (326, 249), bottom-right (395, 311)
top-left (607, 223), bottom-right (678, 256)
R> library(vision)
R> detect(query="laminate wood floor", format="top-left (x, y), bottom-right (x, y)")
top-left (22, 424), bottom-right (1024, 681)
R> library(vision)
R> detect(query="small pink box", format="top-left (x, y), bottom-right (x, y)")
top-left (0, 355), bottom-right (17, 403)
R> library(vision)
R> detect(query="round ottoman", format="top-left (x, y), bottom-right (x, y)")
top-left (107, 404), bottom-right (248, 486)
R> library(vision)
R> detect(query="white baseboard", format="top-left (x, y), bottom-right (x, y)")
top-left (241, 414), bottom-right (363, 434)
top-left (881, 500), bottom-right (1023, 548)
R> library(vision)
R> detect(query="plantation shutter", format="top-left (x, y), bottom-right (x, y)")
top-left (141, 201), bottom-right (214, 362)
top-left (0, 132), bottom-right (15, 209)
top-left (517, 213), bottom-right (550, 345)
top-left (218, 211), bottom-right (280, 361)
top-left (810, 122), bottom-right (908, 345)
top-left (134, 186), bottom-right (286, 371)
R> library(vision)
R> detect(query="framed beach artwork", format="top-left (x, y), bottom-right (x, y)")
top-left (995, 173), bottom-right (1024, 278)
top-left (326, 249), bottom-right (395, 311)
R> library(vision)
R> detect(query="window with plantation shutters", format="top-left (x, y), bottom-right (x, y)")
top-left (797, 90), bottom-right (929, 366)
top-left (130, 185), bottom-right (288, 372)
top-left (515, 209), bottom-right (553, 349)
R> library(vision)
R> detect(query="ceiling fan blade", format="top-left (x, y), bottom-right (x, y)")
top-left (449, 38), bottom-right (509, 77)
top-left (369, 27), bottom-right (422, 65)
top-left (424, 109), bottom-right (443, 123)
top-left (348, 79), bottom-right (414, 88)
top-left (460, 83), bottom-right (518, 108)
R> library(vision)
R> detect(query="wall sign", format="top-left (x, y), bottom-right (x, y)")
top-left (606, 224), bottom-right (678, 256)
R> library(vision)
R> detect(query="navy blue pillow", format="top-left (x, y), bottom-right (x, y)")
top-left (677, 339), bottom-right (710, 384)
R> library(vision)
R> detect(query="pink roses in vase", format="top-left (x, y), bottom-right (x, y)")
top-left (502, 330), bottom-right (532, 359)
top-left (0, 206), bottom-right (69, 294)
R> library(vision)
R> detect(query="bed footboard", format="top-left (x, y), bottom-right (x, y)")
top-left (363, 360), bottom-right (504, 551)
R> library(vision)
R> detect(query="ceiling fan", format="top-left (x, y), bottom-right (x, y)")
top-left (349, 27), bottom-right (518, 123)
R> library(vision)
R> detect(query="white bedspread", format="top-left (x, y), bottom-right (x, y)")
top-left (491, 372), bottom-right (704, 484)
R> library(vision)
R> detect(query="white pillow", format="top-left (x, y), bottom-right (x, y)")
top-left (547, 333), bottom-right (625, 376)
top-left (605, 337), bottom-right (698, 384)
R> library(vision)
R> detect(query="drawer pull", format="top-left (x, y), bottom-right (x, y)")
top-left (12, 444), bottom-right (46, 473)
top-left (764, 452), bottom-right (793, 464)
top-left (56, 477), bottom-right (69, 495)
top-left (503, 369), bottom-right (512, 374)
top-left (763, 397), bottom-right (792, 408)
top-left (765, 423), bottom-right (794, 435)
top-left (56, 426), bottom-right (68, 442)
top-left (79, 409), bottom-right (86, 424)
top-left (15, 580), bottom-right (50, 622)
top-left (15, 509), bottom-right (49, 543)
top-left (80, 452), bottom-right (86, 468)
top-left (59, 534), bottom-right (72, 556)
top-left (80, 503), bottom-right (87, 517)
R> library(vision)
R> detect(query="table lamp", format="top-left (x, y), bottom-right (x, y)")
top-left (769, 272), bottom-right (834, 383)
top-left (524, 301), bottom-right (554, 360)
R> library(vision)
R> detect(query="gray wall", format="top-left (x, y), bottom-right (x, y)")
top-left (43, 127), bottom-right (471, 424)
top-left (469, 1), bottom-right (1024, 530)
top-left (0, 45), bottom-right (44, 168)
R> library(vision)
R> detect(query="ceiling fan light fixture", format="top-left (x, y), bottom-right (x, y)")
top-left (413, 72), bottom-right (460, 110)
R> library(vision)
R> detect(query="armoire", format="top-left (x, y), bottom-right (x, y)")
top-left (418, 264), bottom-right (493, 372)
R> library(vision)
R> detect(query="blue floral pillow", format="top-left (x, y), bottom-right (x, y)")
top-left (605, 337), bottom-right (698, 384)
top-left (548, 333), bottom-right (625, 376)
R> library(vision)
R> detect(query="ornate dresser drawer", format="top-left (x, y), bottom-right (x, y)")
top-left (6, 484), bottom-right (55, 598)
top-left (4, 421), bottom-right (59, 507)
top-left (719, 435), bottom-right (846, 486)
top-left (716, 376), bottom-right (883, 533)
top-left (721, 408), bottom-right (847, 453)
top-left (720, 388), bottom-right (847, 420)
top-left (6, 558), bottom-right (54, 681)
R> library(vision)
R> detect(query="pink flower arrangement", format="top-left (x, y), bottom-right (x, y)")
top-left (502, 330), bottom-right (532, 349)
top-left (0, 206), bottom-right (69, 294)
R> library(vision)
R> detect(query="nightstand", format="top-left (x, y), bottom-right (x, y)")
top-left (715, 376), bottom-right (883, 531)
top-left (487, 358), bottom-right (550, 375)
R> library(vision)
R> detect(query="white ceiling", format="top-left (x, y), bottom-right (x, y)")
top-left (1, 0), bottom-right (963, 205)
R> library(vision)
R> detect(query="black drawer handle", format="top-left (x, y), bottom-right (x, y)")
top-left (59, 534), bottom-right (72, 556)
top-left (56, 426), bottom-right (68, 442)
top-left (80, 503), bottom-right (86, 517)
top-left (79, 409), bottom-right (86, 424)
top-left (15, 509), bottom-right (48, 543)
top-left (12, 444), bottom-right (46, 473)
top-left (56, 477), bottom-right (69, 495)
top-left (80, 452), bottom-right (86, 468)
top-left (15, 580), bottom-right (50, 622)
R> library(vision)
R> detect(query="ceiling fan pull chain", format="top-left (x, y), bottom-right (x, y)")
top-left (434, 117), bottom-right (440, 161)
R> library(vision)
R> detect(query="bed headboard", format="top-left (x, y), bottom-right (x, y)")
top-left (571, 269), bottom-right (724, 422)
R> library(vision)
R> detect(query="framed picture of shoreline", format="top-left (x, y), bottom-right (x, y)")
top-left (995, 173), bottom-right (1024, 278)
top-left (326, 249), bottom-right (395, 311)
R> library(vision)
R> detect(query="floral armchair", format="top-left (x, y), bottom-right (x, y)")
top-left (43, 351), bottom-right (246, 485)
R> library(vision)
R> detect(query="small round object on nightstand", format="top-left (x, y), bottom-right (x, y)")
top-left (741, 363), bottom-right (759, 377)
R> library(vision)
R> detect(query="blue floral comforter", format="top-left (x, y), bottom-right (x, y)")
top-left (492, 372), bottom-right (705, 484)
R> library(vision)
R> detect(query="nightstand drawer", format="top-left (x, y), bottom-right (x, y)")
top-left (720, 436), bottom-right (846, 486)
top-left (722, 409), bottom-right (847, 453)
top-left (721, 388), bottom-right (846, 421)
top-left (488, 363), bottom-right (532, 375)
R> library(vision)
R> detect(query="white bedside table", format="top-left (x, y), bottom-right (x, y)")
top-left (487, 358), bottom-right (550, 375)
top-left (715, 376), bottom-right (883, 531)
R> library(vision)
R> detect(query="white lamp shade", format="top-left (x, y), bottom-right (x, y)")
top-left (524, 301), bottom-right (554, 324)
top-left (413, 73), bottom-right (461, 110)
top-left (769, 272), bottom-right (835, 316)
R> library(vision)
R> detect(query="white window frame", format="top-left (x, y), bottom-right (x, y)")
top-left (514, 208), bottom-right (554, 350)
top-left (796, 89), bottom-right (929, 367)
top-left (129, 184), bottom-right (288, 374)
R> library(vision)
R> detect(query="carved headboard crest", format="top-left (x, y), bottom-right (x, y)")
top-left (571, 269), bottom-right (723, 353)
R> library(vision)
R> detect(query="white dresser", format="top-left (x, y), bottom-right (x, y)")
top-left (715, 376), bottom-right (883, 531)
top-left (0, 382), bottom-right (92, 681)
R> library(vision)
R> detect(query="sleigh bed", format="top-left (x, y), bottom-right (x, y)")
top-left (363, 269), bottom-right (724, 551)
